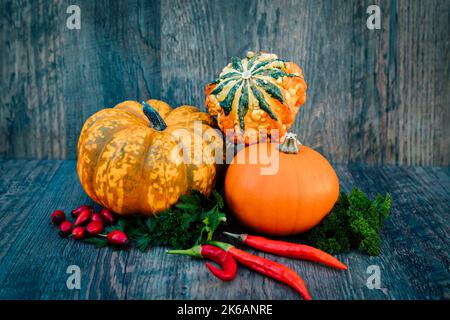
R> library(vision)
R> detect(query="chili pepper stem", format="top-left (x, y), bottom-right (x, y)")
top-left (223, 232), bottom-right (247, 242)
top-left (208, 241), bottom-right (234, 252)
top-left (166, 245), bottom-right (202, 259)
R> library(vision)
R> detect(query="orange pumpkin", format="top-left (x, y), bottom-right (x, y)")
top-left (225, 133), bottom-right (339, 236)
top-left (77, 99), bottom-right (223, 215)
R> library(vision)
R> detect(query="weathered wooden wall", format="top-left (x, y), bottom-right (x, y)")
top-left (1, 0), bottom-right (449, 165)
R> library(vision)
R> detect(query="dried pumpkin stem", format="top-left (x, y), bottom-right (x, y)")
top-left (142, 101), bottom-right (167, 131)
top-left (279, 133), bottom-right (301, 154)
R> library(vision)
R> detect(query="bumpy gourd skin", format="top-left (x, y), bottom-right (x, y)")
top-left (206, 52), bottom-right (307, 144)
top-left (77, 100), bottom-right (222, 215)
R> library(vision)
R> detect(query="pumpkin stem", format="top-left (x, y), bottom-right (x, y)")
top-left (279, 133), bottom-right (301, 154)
top-left (142, 101), bottom-right (167, 131)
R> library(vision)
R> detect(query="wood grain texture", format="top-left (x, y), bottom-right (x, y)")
top-left (0, 0), bottom-right (67, 159)
top-left (0, 0), bottom-right (449, 165)
top-left (0, 160), bottom-right (448, 300)
top-left (159, 0), bottom-right (449, 165)
top-left (0, 0), bottom-right (161, 160)
top-left (63, 0), bottom-right (161, 159)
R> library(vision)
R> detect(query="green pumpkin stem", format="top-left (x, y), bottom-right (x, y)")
top-left (279, 133), bottom-right (301, 154)
top-left (142, 101), bottom-right (167, 131)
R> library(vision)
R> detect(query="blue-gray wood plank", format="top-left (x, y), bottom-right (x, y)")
top-left (0, 160), bottom-right (448, 299)
top-left (1, 0), bottom-right (449, 165)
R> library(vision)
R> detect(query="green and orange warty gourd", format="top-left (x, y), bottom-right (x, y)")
top-left (77, 100), bottom-right (223, 215)
top-left (206, 51), bottom-right (307, 144)
top-left (225, 133), bottom-right (339, 236)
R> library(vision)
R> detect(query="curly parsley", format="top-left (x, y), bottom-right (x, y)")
top-left (85, 190), bottom-right (227, 251)
top-left (306, 188), bottom-right (391, 256)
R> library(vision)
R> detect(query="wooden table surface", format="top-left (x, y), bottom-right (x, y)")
top-left (0, 160), bottom-right (448, 300)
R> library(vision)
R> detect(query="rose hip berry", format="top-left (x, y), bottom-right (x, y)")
top-left (91, 213), bottom-right (104, 223)
top-left (107, 230), bottom-right (128, 246)
top-left (72, 226), bottom-right (85, 240)
top-left (59, 221), bottom-right (73, 237)
top-left (50, 210), bottom-right (66, 225)
top-left (71, 205), bottom-right (92, 218)
top-left (75, 209), bottom-right (92, 226)
top-left (86, 221), bottom-right (103, 236)
top-left (100, 208), bottom-right (117, 225)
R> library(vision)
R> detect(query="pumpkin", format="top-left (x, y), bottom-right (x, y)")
top-left (224, 133), bottom-right (339, 236)
top-left (77, 100), bottom-right (223, 215)
top-left (206, 51), bottom-right (307, 144)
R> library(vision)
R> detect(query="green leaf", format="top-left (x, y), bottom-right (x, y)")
top-left (176, 192), bottom-right (202, 211)
top-left (220, 80), bottom-right (242, 115)
top-left (145, 217), bottom-right (153, 231)
top-left (210, 190), bottom-right (224, 209)
top-left (84, 236), bottom-right (108, 248)
top-left (250, 84), bottom-right (278, 120)
top-left (306, 188), bottom-right (391, 256)
top-left (81, 191), bottom-right (227, 251)
top-left (253, 78), bottom-right (284, 103)
top-left (104, 219), bottom-right (126, 233)
top-left (374, 194), bottom-right (391, 221)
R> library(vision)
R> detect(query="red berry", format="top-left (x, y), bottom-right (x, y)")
top-left (59, 221), bottom-right (73, 237)
top-left (100, 208), bottom-right (117, 225)
top-left (75, 209), bottom-right (92, 226)
top-left (107, 230), bottom-right (128, 246)
top-left (72, 226), bottom-right (85, 240)
top-left (51, 210), bottom-right (65, 225)
top-left (86, 221), bottom-right (103, 236)
top-left (91, 213), bottom-right (104, 223)
top-left (71, 205), bottom-right (92, 217)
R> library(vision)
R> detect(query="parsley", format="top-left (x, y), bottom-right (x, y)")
top-left (84, 190), bottom-right (227, 251)
top-left (306, 188), bottom-right (391, 256)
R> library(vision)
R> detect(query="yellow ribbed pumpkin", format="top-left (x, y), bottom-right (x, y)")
top-left (77, 100), bottom-right (222, 215)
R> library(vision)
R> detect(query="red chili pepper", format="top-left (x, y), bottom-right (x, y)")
top-left (209, 241), bottom-right (312, 300)
top-left (224, 232), bottom-right (347, 270)
top-left (167, 244), bottom-right (237, 281)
